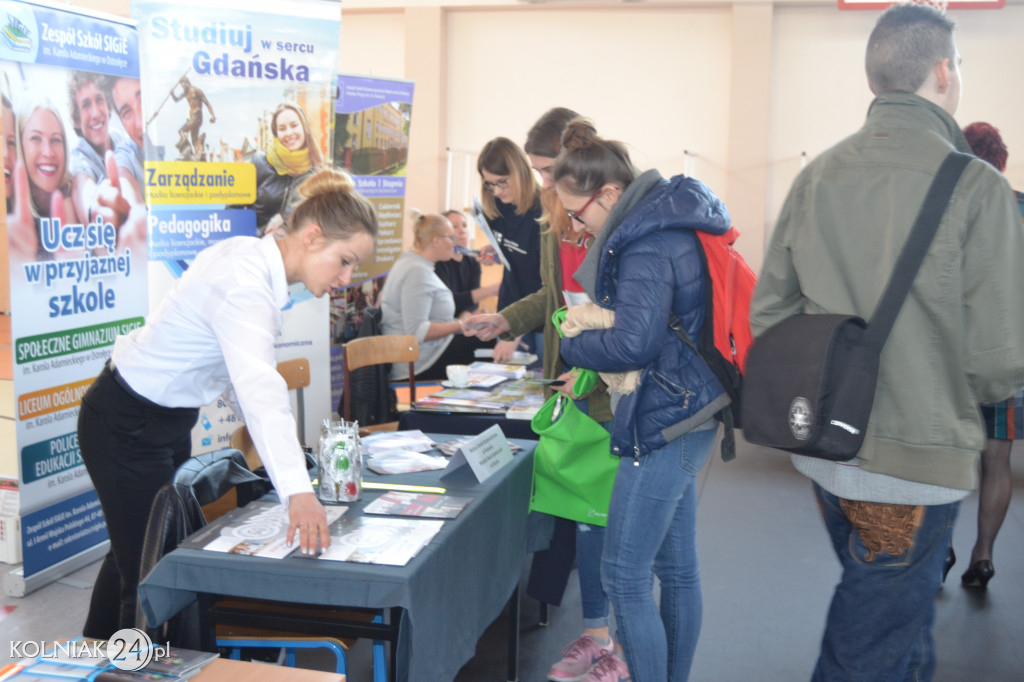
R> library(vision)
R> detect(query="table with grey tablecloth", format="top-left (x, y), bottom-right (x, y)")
top-left (137, 436), bottom-right (539, 682)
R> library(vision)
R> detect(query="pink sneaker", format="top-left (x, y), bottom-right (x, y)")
top-left (547, 634), bottom-right (614, 682)
top-left (583, 651), bottom-right (631, 682)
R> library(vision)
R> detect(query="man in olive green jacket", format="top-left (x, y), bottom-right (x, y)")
top-left (750, 6), bottom-right (1024, 680)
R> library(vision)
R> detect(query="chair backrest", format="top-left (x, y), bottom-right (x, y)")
top-left (276, 358), bottom-right (310, 445)
top-left (228, 359), bottom-right (311, 478)
top-left (137, 448), bottom-right (265, 645)
top-left (341, 334), bottom-right (418, 424)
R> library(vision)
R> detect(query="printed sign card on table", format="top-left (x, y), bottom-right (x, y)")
top-left (441, 424), bottom-right (513, 484)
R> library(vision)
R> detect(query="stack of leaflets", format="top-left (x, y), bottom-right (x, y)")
top-left (95, 646), bottom-right (219, 680)
top-left (505, 404), bottom-right (542, 421)
top-left (413, 388), bottom-right (508, 414)
top-left (365, 450), bottom-right (448, 475)
top-left (360, 430), bottom-right (436, 454)
top-left (468, 361), bottom-right (527, 379)
top-left (488, 378), bottom-right (547, 419)
top-left (311, 516), bottom-right (444, 566)
top-left (363, 491), bottom-right (473, 519)
top-left (96, 647), bottom-right (218, 680)
top-left (444, 371), bottom-right (506, 389)
top-left (11, 660), bottom-right (105, 680)
top-left (414, 378), bottom-right (546, 416)
top-left (179, 501), bottom-right (348, 558)
top-left (474, 348), bottom-right (539, 365)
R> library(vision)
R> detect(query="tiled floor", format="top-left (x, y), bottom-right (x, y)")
top-left (2, 435), bottom-right (1022, 680)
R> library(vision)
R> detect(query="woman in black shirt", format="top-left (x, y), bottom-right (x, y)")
top-left (433, 208), bottom-right (498, 315)
top-left (477, 137), bottom-right (543, 361)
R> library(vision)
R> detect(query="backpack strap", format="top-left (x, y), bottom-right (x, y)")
top-left (668, 312), bottom-right (736, 462)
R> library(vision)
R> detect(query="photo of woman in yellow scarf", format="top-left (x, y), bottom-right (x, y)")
top-left (251, 101), bottom-right (324, 235)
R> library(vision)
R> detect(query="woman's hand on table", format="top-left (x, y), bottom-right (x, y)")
top-left (462, 312), bottom-right (510, 342)
top-left (287, 492), bottom-right (331, 555)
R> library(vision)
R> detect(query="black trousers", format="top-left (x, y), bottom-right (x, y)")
top-left (78, 364), bottom-right (198, 639)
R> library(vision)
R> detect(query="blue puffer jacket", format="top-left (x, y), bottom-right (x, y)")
top-left (561, 170), bottom-right (731, 460)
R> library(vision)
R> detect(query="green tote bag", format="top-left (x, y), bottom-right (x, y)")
top-left (529, 392), bottom-right (619, 526)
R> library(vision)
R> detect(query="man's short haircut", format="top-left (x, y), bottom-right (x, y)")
top-left (67, 71), bottom-right (106, 136)
top-left (866, 4), bottom-right (955, 95)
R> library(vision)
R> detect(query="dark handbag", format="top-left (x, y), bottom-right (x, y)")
top-left (740, 151), bottom-right (973, 460)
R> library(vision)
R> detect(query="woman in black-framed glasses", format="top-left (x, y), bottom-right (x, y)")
top-left (475, 136), bottom-right (544, 363)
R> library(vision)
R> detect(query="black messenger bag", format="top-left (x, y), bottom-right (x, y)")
top-left (740, 151), bottom-right (972, 461)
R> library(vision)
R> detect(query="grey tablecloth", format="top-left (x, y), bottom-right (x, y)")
top-left (137, 437), bottom-right (539, 682)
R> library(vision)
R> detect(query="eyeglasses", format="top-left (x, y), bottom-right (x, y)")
top-left (564, 188), bottom-right (603, 226)
top-left (482, 178), bottom-right (510, 192)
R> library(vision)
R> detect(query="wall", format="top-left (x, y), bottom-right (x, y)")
top-left (768, 4), bottom-right (1024, 253)
top-left (341, 0), bottom-right (1024, 269)
top-left (54, 0), bottom-right (1024, 268)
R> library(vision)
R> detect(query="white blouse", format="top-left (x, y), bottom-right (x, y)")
top-left (111, 235), bottom-right (312, 502)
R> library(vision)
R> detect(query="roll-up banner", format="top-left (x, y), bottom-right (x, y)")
top-left (330, 74), bottom-right (414, 409)
top-left (131, 0), bottom-right (340, 452)
top-left (0, 0), bottom-right (142, 576)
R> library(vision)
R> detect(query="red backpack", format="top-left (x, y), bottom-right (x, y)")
top-left (696, 227), bottom-right (757, 374)
top-left (670, 226), bottom-right (757, 461)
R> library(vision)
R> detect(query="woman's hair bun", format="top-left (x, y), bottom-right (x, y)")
top-left (560, 118), bottom-right (598, 153)
top-left (300, 168), bottom-right (355, 199)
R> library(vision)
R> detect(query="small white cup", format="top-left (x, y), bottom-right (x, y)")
top-left (446, 364), bottom-right (470, 388)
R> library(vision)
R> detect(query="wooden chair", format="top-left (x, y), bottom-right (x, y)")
top-left (275, 358), bottom-right (311, 445)
top-left (226, 358), bottom-right (311, 485)
top-left (341, 334), bottom-right (418, 434)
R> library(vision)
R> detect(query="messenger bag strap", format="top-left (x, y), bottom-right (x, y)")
top-left (863, 151), bottom-right (973, 347)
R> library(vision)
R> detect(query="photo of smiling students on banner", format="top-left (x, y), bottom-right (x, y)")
top-left (0, 0), bottom-right (145, 578)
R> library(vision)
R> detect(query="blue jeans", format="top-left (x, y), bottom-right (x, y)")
top-left (576, 399), bottom-right (610, 628)
top-left (811, 484), bottom-right (960, 682)
top-left (578, 522), bottom-right (608, 627)
top-left (602, 428), bottom-right (716, 682)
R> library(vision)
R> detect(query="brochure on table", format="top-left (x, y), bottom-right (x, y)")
top-left (179, 501), bottom-right (348, 558)
top-left (363, 491), bottom-right (472, 519)
top-left (313, 516), bottom-right (444, 566)
top-left (441, 424), bottom-right (514, 483)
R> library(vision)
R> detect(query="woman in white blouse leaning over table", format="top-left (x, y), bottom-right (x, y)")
top-left (379, 211), bottom-right (493, 381)
top-left (77, 169), bottom-right (378, 640)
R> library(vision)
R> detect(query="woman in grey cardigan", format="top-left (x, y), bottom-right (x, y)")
top-left (379, 211), bottom-right (491, 380)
